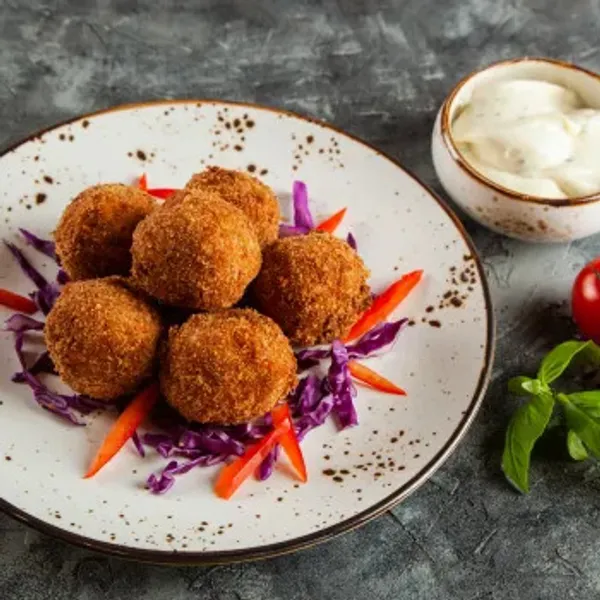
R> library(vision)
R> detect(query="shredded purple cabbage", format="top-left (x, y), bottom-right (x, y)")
top-left (278, 181), bottom-right (314, 237)
top-left (290, 375), bottom-right (335, 441)
top-left (179, 427), bottom-right (246, 456)
top-left (328, 340), bottom-right (358, 428)
top-left (142, 409), bottom-right (310, 488)
top-left (4, 314), bottom-right (45, 369)
top-left (4, 313), bottom-right (45, 336)
top-left (19, 229), bottom-right (57, 262)
top-left (32, 283), bottom-right (61, 316)
top-left (4, 242), bottom-right (60, 314)
top-left (14, 370), bottom-right (103, 425)
top-left (147, 454), bottom-right (228, 494)
top-left (287, 320), bottom-right (407, 439)
top-left (292, 181), bottom-right (314, 230)
top-left (4, 242), bottom-right (48, 291)
top-left (142, 432), bottom-right (175, 458)
top-left (299, 393), bottom-right (335, 441)
top-left (345, 319), bottom-right (408, 359)
top-left (295, 347), bottom-right (328, 371)
top-left (12, 351), bottom-right (55, 381)
top-left (347, 232), bottom-right (357, 250)
top-left (142, 422), bottom-right (253, 492)
top-left (56, 269), bottom-right (70, 285)
top-left (142, 425), bottom-right (247, 459)
top-left (257, 444), bottom-right (280, 480)
top-left (291, 374), bottom-right (322, 415)
top-left (4, 313), bottom-right (104, 423)
top-left (295, 319), bottom-right (407, 370)
top-left (279, 181), bottom-right (356, 246)
top-left (228, 418), bottom-right (272, 442)
top-left (132, 431), bottom-right (146, 458)
top-left (257, 375), bottom-right (337, 480)
top-left (147, 460), bottom-right (178, 493)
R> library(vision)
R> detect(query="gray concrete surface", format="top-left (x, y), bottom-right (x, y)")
top-left (2, 0), bottom-right (600, 598)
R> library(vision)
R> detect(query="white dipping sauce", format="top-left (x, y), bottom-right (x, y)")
top-left (452, 79), bottom-right (600, 199)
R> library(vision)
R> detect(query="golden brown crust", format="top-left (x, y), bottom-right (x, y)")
top-left (131, 190), bottom-right (262, 310)
top-left (182, 167), bottom-right (280, 247)
top-left (44, 277), bottom-right (162, 400)
top-left (161, 309), bottom-right (297, 424)
top-left (253, 232), bottom-right (371, 346)
top-left (54, 184), bottom-right (156, 280)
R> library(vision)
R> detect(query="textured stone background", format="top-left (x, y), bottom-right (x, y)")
top-left (2, 1), bottom-right (600, 598)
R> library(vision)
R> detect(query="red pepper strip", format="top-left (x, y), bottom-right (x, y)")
top-left (348, 361), bottom-right (406, 396)
top-left (147, 188), bottom-right (177, 200)
top-left (315, 207), bottom-right (347, 234)
top-left (271, 403), bottom-right (307, 482)
top-left (0, 289), bottom-right (38, 314)
top-left (84, 383), bottom-right (159, 479)
top-left (215, 417), bottom-right (292, 499)
top-left (137, 173), bottom-right (148, 191)
top-left (345, 269), bottom-right (423, 342)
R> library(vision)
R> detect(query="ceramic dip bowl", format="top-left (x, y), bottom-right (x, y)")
top-left (432, 57), bottom-right (600, 243)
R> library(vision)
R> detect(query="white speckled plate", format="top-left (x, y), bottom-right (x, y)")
top-left (0, 101), bottom-right (493, 563)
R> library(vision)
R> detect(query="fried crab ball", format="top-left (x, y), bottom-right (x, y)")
top-left (253, 232), bottom-right (371, 346)
top-left (182, 167), bottom-right (280, 247)
top-left (131, 190), bottom-right (261, 310)
top-left (54, 183), bottom-right (156, 280)
top-left (45, 278), bottom-right (162, 400)
top-left (161, 309), bottom-right (297, 424)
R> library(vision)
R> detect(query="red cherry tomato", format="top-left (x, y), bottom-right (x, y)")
top-left (572, 257), bottom-right (600, 343)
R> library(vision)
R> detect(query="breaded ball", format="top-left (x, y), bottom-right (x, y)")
top-left (253, 232), bottom-right (371, 346)
top-left (45, 278), bottom-right (162, 400)
top-left (54, 184), bottom-right (156, 280)
top-left (183, 167), bottom-right (280, 247)
top-left (161, 309), bottom-right (297, 424)
top-left (131, 190), bottom-right (261, 310)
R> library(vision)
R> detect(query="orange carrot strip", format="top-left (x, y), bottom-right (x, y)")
top-left (137, 173), bottom-right (148, 191)
top-left (348, 361), bottom-right (406, 395)
top-left (345, 270), bottom-right (423, 342)
top-left (272, 403), bottom-right (307, 482)
top-left (215, 418), bottom-right (291, 499)
top-left (84, 383), bottom-right (159, 479)
top-left (0, 289), bottom-right (38, 314)
top-left (315, 207), bottom-right (347, 234)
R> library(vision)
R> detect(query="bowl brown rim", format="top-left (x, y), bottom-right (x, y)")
top-left (440, 56), bottom-right (600, 208)
top-left (0, 98), bottom-right (495, 565)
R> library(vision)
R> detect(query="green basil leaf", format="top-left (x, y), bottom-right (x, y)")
top-left (558, 393), bottom-right (600, 458)
top-left (508, 376), bottom-right (535, 396)
top-left (537, 340), bottom-right (591, 385)
top-left (501, 392), bottom-right (555, 494)
top-left (566, 390), bottom-right (600, 421)
top-left (576, 341), bottom-right (600, 369)
top-left (522, 379), bottom-right (545, 395)
top-left (567, 430), bottom-right (588, 461)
